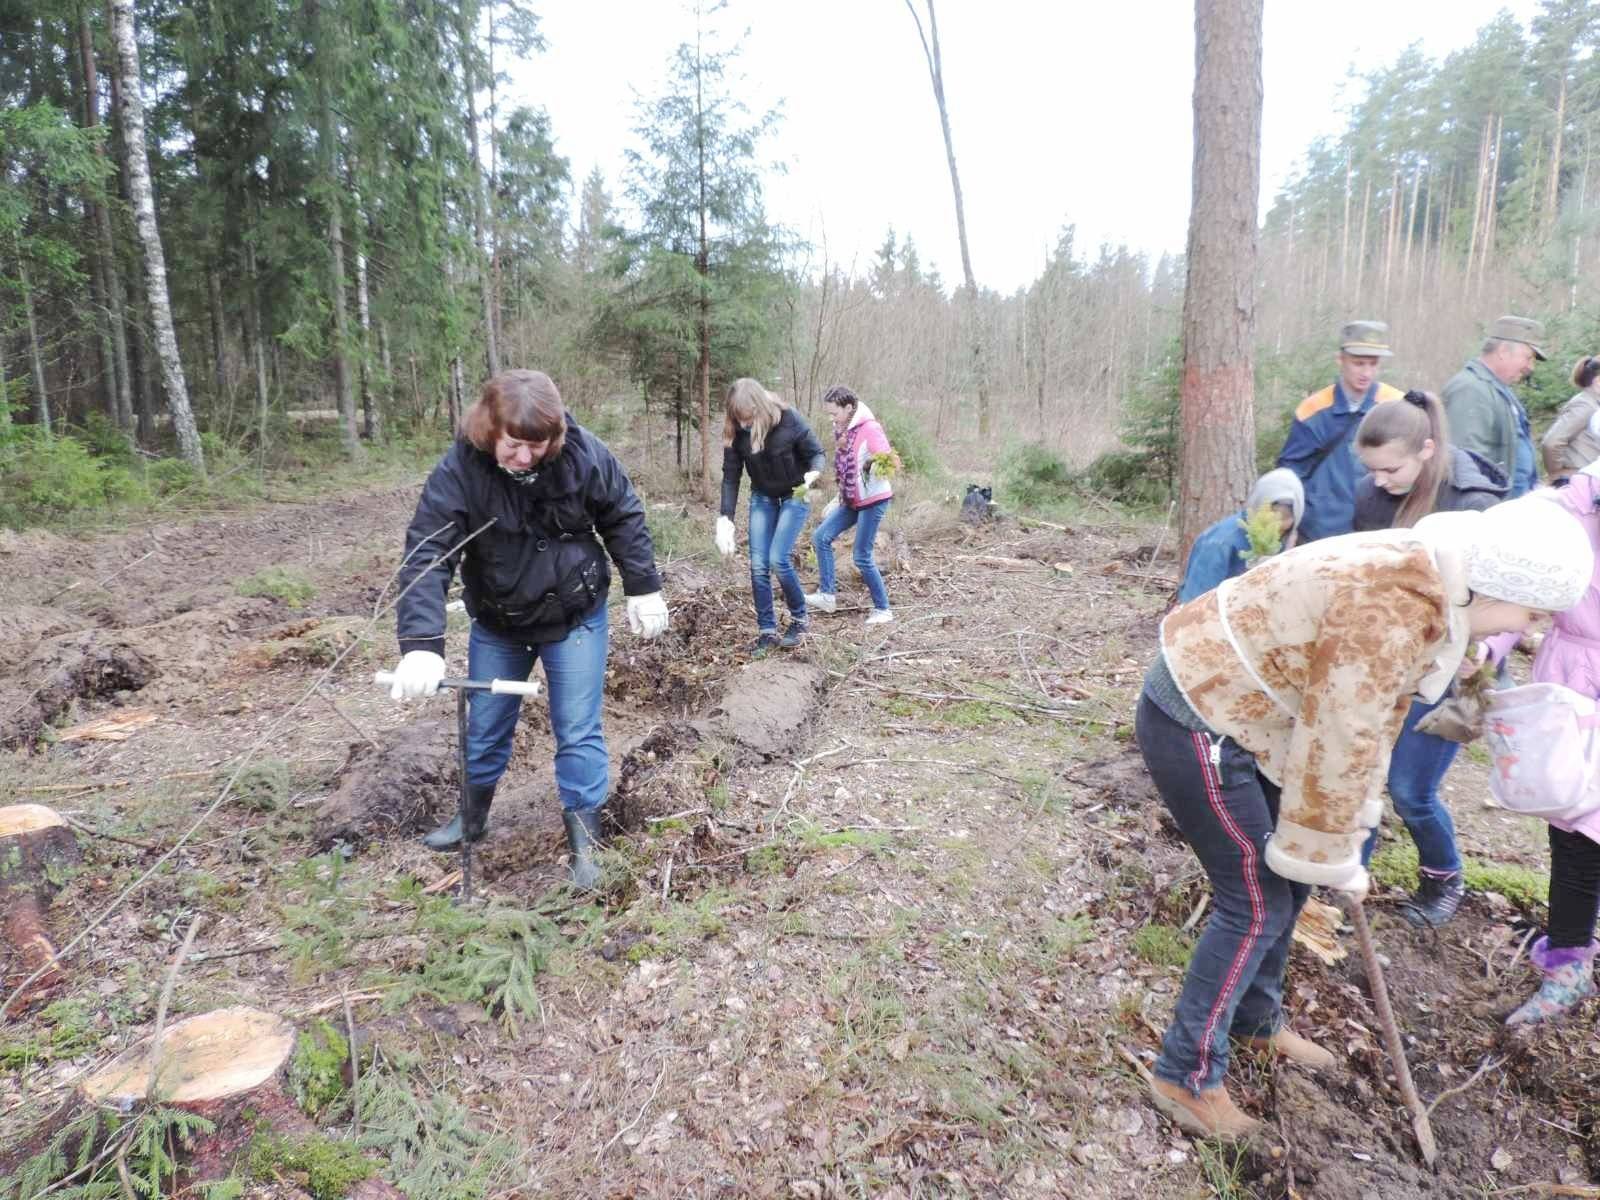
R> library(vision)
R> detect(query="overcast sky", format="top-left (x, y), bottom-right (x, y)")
top-left (509, 1), bottom-right (1540, 294)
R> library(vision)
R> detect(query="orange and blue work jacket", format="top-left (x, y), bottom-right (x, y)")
top-left (1276, 381), bottom-right (1403, 541)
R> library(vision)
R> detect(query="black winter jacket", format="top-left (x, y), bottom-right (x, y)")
top-left (719, 408), bottom-right (827, 519)
top-left (1352, 445), bottom-right (1509, 532)
top-left (396, 420), bottom-right (661, 657)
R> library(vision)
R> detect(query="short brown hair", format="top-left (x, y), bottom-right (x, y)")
top-left (462, 370), bottom-right (567, 457)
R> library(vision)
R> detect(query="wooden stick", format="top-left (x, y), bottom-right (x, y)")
top-left (57, 812), bottom-right (162, 851)
top-left (148, 916), bottom-right (203, 1098)
top-left (1425, 1053), bottom-right (1505, 1117)
top-left (1349, 899), bottom-right (1438, 1167)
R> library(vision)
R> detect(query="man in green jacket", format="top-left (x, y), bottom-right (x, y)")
top-left (1441, 315), bottom-right (1546, 498)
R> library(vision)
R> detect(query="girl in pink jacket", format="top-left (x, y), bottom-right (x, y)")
top-left (805, 386), bottom-right (896, 625)
top-left (1486, 466), bottom-right (1600, 1025)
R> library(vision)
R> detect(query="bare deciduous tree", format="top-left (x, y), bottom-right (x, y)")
top-left (904, 0), bottom-right (990, 438)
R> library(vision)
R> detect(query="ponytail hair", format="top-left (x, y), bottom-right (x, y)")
top-left (1572, 356), bottom-right (1600, 390)
top-left (1355, 389), bottom-right (1450, 528)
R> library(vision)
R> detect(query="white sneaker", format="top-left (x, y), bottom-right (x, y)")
top-left (805, 592), bottom-right (837, 614)
top-left (865, 608), bottom-right (894, 625)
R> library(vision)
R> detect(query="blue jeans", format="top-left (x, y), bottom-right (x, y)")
top-left (1135, 691), bottom-right (1310, 1094)
top-left (1360, 696), bottom-right (1463, 874)
top-left (747, 492), bottom-right (809, 632)
top-left (813, 498), bottom-right (891, 611)
top-left (465, 606), bottom-right (609, 812)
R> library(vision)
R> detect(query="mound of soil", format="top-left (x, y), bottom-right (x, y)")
top-left (0, 632), bottom-right (155, 749)
top-left (694, 659), bottom-right (825, 761)
top-left (314, 718), bottom-right (456, 848)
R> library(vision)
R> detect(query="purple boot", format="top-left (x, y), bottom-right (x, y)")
top-left (1506, 937), bottom-right (1598, 1027)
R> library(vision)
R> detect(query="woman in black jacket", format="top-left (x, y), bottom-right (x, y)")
top-left (387, 370), bottom-right (668, 886)
top-left (714, 378), bottom-right (826, 652)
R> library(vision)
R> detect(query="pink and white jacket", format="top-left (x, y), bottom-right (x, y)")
top-left (1486, 470), bottom-right (1600, 841)
top-left (835, 403), bottom-right (894, 510)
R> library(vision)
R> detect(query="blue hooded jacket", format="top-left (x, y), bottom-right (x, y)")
top-left (1177, 468), bottom-right (1306, 602)
top-left (1277, 380), bottom-right (1404, 540)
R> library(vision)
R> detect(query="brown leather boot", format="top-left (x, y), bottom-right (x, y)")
top-left (1245, 1028), bottom-right (1335, 1071)
top-left (1149, 1078), bottom-right (1262, 1139)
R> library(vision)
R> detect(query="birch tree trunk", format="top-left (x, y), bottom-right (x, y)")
top-left (906, 0), bottom-right (990, 437)
top-left (1178, 0), bottom-right (1262, 554)
top-left (109, 0), bottom-right (204, 471)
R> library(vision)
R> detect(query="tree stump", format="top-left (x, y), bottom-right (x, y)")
top-left (75, 1006), bottom-right (404, 1196)
top-left (0, 803), bottom-right (82, 1003)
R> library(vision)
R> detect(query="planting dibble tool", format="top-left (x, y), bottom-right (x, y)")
top-left (1348, 896), bottom-right (1438, 1168)
top-left (372, 672), bottom-right (541, 903)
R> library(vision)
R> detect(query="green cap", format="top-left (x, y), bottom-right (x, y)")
top-left (1339, 320), bottom-right (1393, 358)
top-left (1487, 315), bottom-right (1547, 360)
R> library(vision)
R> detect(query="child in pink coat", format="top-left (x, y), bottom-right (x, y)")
top-left (1485, 466), bottom-right (1600, 1024)
top-left (805, 386), bottom-right (896, 625)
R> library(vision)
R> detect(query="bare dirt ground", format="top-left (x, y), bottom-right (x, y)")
top-left (0, 479), bottom-right (1593, 1199)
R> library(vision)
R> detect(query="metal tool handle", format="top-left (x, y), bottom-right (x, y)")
top-left (373, 671), bottom-right (541, 697)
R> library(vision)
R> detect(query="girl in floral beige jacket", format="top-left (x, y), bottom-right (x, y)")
top-left (1137, 498), bottom-right (1591, 1140)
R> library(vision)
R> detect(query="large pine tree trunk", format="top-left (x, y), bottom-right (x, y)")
top-left (109, 0), bottom-right (203, 471)
top-left (906, 0), bottom-right (989, 437)
top-left (1178, 0), bottom-right (1262, 554)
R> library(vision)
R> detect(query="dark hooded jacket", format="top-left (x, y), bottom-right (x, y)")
top-left (396, 419), bottom-right (661, 657)
top-left (1352, 445), bottom-right (1509, 532)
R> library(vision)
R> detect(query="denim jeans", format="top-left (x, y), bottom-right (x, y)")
top-left (465, 605), bottom-right (609, 812)
top-left (747, 492), bottom-right (809, 632)
top-left (1135, 691), bottom-right (1310, 1095)
top-left (1360, 696), bottom-right (1463, 875)
top-left (813, 498), bottom-right (891, 611)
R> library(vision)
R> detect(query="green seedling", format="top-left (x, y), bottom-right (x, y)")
top-left (1238, 502), bottom-right (1285, 566)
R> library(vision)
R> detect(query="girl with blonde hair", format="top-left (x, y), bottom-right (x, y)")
top-left (714, 378), bottom-right (826, 652)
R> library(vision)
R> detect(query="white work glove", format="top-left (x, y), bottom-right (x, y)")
top-left (626, 592), bottom-right (670, 639)
top-left (715, 516), bottom-right (736, 557)
top-left (388, 650), bottom-right (445, 700)
top-left (822, 497), bottom-right (841, 520)
top-left (803, 469), bottom-right (820, 488)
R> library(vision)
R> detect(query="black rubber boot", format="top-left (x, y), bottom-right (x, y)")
top-left (422, 783), bottom-right (496, 852)
top-left (1399, 871), bottom-right (1465, 928)
top-left (778, 622), bottom-right (808, 649)
top-left (563, 808), bottom-right (605, 888)
top-left (750, 630), bottom-right (781, 655)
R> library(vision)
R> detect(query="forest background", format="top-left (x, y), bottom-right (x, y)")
top-left (4, 0), bottom-right (1600, 525)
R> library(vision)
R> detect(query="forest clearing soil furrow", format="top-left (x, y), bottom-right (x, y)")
top-left (0, 483), bottom-right (1594, 1198)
